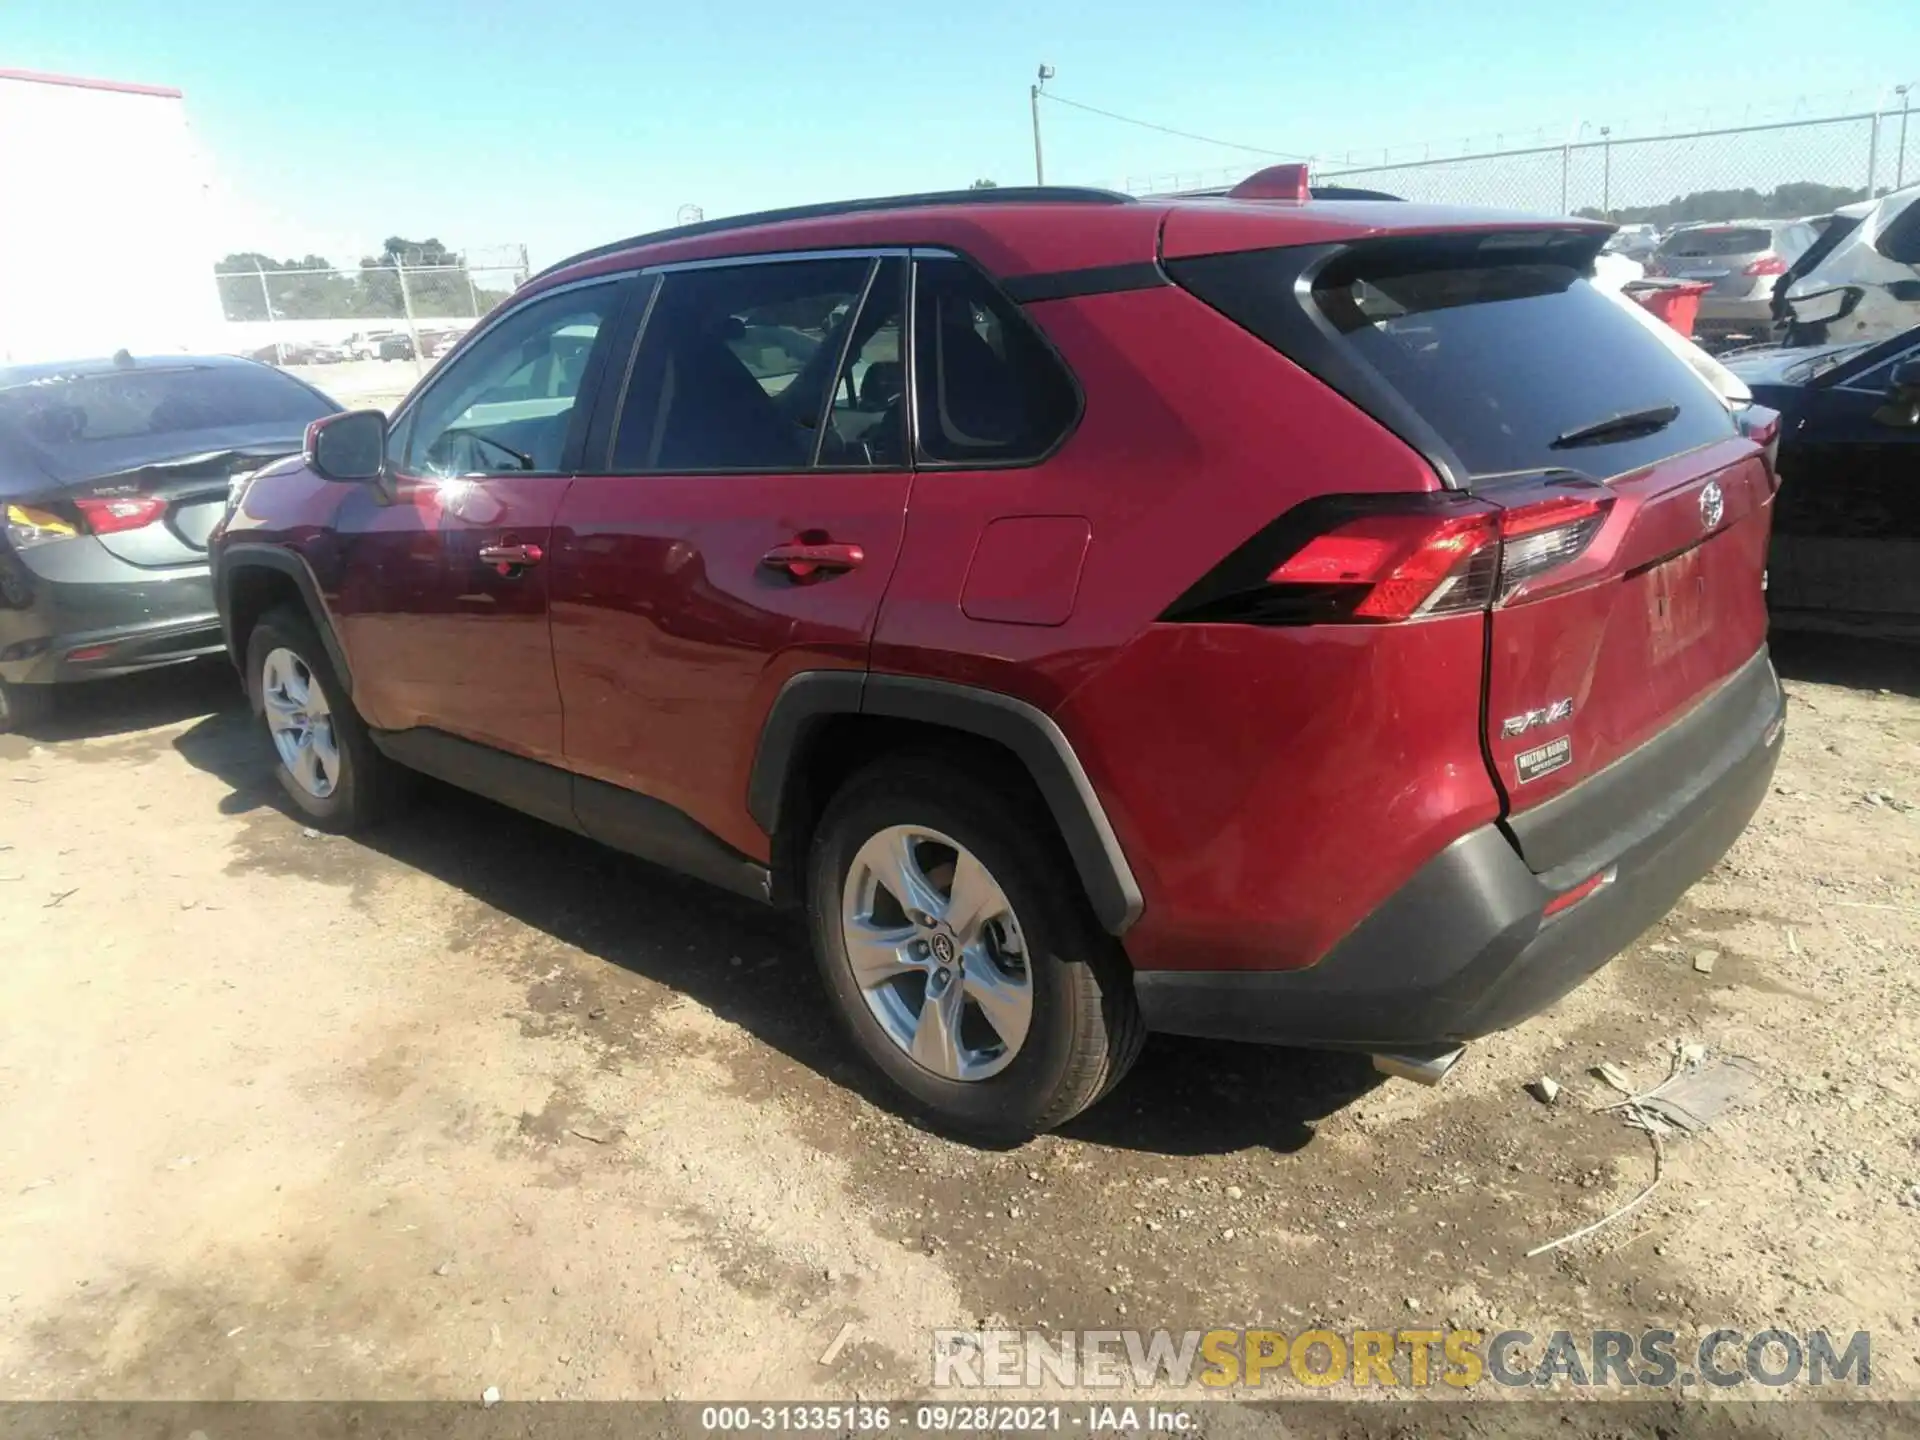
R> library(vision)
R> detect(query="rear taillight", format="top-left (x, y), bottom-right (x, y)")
top-left (72, 496), bottom-right (166, 535)
top-left (1738, 404), bottom-right (1783, 485)
top-left (1166, 489), bottom-right (1614, 627)
top-left (1268, 511), bottom-right (1499, 621)
top-left (1495, 493), bottom-right (1611, 602)
top-left (1743, 256), bottom-right (1787, 277)
top-left (4, 504), bottom-right (79, 550)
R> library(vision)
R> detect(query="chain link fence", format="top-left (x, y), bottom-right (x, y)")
top-left (213, 245), bottom-right (530, 384)
top-left (1125, 104), bottom-right (1917, 219)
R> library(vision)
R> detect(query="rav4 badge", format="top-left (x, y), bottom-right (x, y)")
top-left (1500, 697), bottom-right (1574, 738)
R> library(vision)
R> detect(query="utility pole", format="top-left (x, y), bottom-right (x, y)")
top-left (394, 255), bottom-right (425, 379)
top-left (254, 264), bottom-right (283, 367)
top-left (1898, 84), bottom-right (1913, 191)
top-left (1030, 64), bottom-right (1054, 185)
top-left (1601, 127), bottom-right (1612, 216)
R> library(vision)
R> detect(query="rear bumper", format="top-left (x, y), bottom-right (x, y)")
top-left (1135, 649), bottom-right (1786, 1049)
top-left (0, 541), bottom-right (220, 686)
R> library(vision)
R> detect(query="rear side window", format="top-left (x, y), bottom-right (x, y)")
top-left (611, 257), bottom-right (877, 473)
top-left (912, 258), bottom-right (1078, 465)
top-left (1171, 238), bottom-right (1737, 482)
top-left (1660, 227), bottom-right (1772, 257)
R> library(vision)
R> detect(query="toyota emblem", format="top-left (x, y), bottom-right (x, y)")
top-left (1699, 480), bottom-right (1725, 530)
top-left (929, 932), bottom-right (956, 965)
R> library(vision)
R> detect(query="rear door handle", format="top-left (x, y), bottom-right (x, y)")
top-left (760, 541), bottom-right (864, 580)
top-left (477, 541), bottom-right (544, 574)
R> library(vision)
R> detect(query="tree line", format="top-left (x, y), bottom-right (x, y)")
top-left (1576, 181), bottom-right (1872, 229)
top-left (214, 237), bottom-right (517, 322)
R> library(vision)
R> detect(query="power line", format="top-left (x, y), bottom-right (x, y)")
top-left (1038, 91), bottom-right (1311, 161)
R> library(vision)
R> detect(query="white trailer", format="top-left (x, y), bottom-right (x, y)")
top-left (0, 68), bottom-right (227, 365)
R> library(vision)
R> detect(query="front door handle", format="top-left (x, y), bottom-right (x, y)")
top-left (478, 541), bottom-right (545, 575)
top-left (760, 540), bottom-right (864, 580)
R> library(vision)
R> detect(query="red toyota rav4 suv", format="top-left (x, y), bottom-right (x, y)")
top-left (213, 175), bottom-right (1786, 1139)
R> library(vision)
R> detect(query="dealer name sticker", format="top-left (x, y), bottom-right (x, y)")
top-left (1515, 735), bottom-right (1572, 784)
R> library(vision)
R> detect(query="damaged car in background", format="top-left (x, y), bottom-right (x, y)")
top-left (0, 354), bottom-right (339, 731)
top-left (1728, 323), bottom-right (1920, 638)
top-left (1644, 218), bottom-right (1819, 350)
top-left (1778, 185), bottom-right (1920, 346)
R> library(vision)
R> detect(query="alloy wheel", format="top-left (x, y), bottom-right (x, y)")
top-left (840, 825), bottom-right (1033, 1082)
top-left (261, 647), bottom-right (340, 799)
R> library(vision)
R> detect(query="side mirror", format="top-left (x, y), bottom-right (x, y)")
top-left (304, 409), bottom-right (387, 483)
top-left (1890, 359), bottom-right (1920, 393)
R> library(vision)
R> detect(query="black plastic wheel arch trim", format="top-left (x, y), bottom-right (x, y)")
top-left (749, 671), bottom-right (1145, 935)
top-left (215, 543), bottom-right (354, 696)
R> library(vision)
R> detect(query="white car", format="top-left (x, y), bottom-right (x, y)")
top-left (344, 330), bottom-right (395, 361)
top-left (1782, 186), bottom-right (1920, 343)
top-left (1603, 223), bottom-right (1659, 260)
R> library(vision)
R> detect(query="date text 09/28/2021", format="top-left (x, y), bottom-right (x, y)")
top-left (699, 1406), bottom-right (1172, 1433)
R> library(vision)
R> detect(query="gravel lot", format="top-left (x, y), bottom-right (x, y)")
top-left (1, 637), bottom-right (1916, 1406)
top-left (284, 358), bottom-right (419, 413)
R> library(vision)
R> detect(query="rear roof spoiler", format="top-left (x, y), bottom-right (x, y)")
top-left (1167, 163), bottom-right (1403, 205)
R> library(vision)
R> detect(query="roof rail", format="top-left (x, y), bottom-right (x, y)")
top-left (530, 185), bottom-right (1136, 285)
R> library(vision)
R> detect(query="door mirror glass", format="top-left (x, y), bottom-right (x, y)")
top-left (305, 409), bottom-right (387, 482)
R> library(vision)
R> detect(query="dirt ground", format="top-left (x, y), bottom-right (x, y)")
top-left (1, 637), bottom-right (1917, 1407)
top-left (283, 359), bottom-right (416, 413)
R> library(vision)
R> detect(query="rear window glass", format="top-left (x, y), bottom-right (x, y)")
top-left (1660, 227), bottom-right (1772, 257)
top-left (1171, 241), bottom-right (1737, 482)
top-left (0, 364), bottom-right (333, 451)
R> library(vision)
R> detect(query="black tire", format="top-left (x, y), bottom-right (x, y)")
top-left (807, 751), bottom-right (1144, 1141)
top-left (245, 606), bottom-right (409, 831)
top-left (0, 678), bottom-right (52, 735)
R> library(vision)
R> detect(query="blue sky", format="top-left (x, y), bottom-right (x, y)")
top-left (3, 0), bottom-right (1915, 268)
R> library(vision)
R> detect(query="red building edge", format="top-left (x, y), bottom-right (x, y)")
top-left (0, 67), bottom-right (182, 100)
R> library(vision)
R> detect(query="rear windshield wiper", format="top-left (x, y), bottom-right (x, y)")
top-left (1550, 402), bottom-right (1681, 450)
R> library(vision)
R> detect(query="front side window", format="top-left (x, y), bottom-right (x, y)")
top-left (912, 257), bottom-right (1078, 465)
top-left (611, 257), bottom-right (881, 473)
top-left (403, 281), bottom-right (622, 477)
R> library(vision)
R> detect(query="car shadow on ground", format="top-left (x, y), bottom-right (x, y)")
top-left (171, 706), bottom-right (1377, 1157)
top-left (14, 660), bottom-right (240, 744)
top-left (88, 628), bottom-right (1920, 1153)
top-left (1770, 630), bottom-right (1920, 698)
